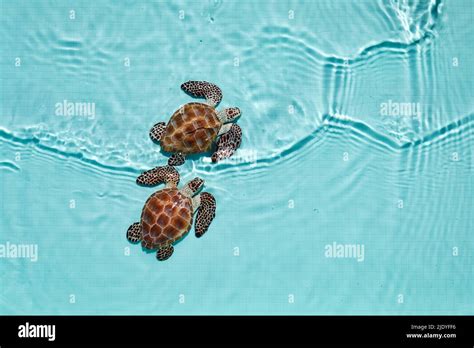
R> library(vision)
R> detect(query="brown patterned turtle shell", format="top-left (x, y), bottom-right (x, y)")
top-left (160, 102), bottom-right (222, 154)
top-left (140, 188), bottom-right (193, 249)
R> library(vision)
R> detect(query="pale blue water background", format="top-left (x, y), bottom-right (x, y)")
top-left (1, 0), bottom-right (473, 314)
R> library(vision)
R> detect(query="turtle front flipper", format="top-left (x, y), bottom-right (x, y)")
top-left (149, 122), bottom-right (166, 143)
top-left (136, 165), bottom-right (180, 187)
top-left (127, 222), bottom-right (141, 243)
top-left (168, 153), bottom-right (186, 166)
top-left (181, 81), bottom-right (222, 107)
top-left (194, 192), bottom-right (216, 238)
top-left (211, 124), bottom-right (242, 163)
top-left (156, 245), bottom-right (174, 261)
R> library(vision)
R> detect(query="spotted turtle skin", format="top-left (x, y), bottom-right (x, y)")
top-left (140, 188), bottom-right (193, 250)
top-left (160, 102), bottom-right (221, 154)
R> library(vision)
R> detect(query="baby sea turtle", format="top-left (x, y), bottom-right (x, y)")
top-left (149, 81), bottom-right (242, 166)
top-left (127, 165), bottom-right (216, 261)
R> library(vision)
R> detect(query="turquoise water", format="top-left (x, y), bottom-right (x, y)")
top-left (1, 0), bottom-right (473, 314)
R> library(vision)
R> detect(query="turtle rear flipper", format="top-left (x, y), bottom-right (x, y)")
top-left (156, 245), bottom-right (174, 261)
top-left (168, 153), bottom-right (186, 166)
top-left (181, 81), bottom-right (222, 107)
top-left (136, 165), bottom-right (180, 187)
top-left (127, 222), bottom-right (141, 243)
top-left (149, 122), bottom-right (166, 143)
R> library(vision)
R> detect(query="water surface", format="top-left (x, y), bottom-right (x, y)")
top-left (1, 0), bottom-right (473, 314)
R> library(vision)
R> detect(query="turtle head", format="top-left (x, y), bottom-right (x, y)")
top-left (181, 177), bottom-right (204, 197)
top-left (219, 107), bottom-right (241, 123)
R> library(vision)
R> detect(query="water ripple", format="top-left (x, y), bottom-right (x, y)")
top-left (1, 109), bottom-right (471, 179)
top-left (0, 160), bottom-right (21, 172)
